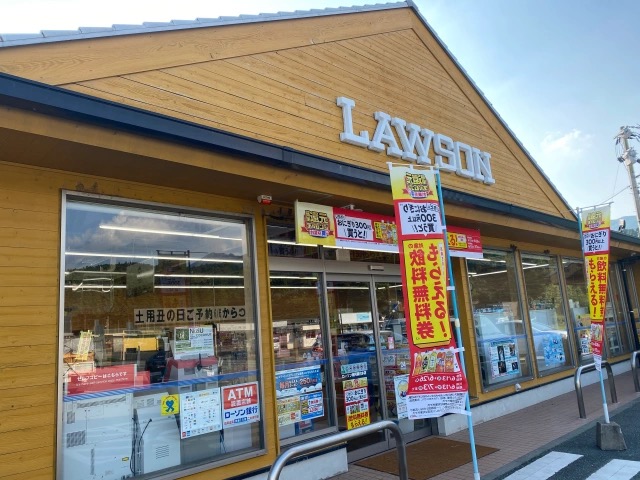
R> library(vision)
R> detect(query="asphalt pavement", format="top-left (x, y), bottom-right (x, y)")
top-left (491, 398), bottom-right (640, 480)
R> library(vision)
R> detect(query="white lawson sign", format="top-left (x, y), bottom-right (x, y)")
top-left (337, 97), bottom-right (495, 185)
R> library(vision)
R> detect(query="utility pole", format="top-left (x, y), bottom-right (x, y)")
top-left (615, 126), bottom-right (640, 234)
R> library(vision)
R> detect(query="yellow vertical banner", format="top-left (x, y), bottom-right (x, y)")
top-left (579, 205), bottom-right (611, 364)
top-left (389, 163), bottom-right (468, 419)
top-left (585, 253), bottom-right (609, 321)
top-left (402, 238), bottom-right (451, 347)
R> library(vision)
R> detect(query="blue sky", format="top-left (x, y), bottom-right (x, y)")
top-left (2, 0), bottom-right (640, 220)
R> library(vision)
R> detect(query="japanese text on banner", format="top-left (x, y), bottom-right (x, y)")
top-left (388, 164), bottom-right (468, 417)
top-left (579, 205), bottom-right (611, 369)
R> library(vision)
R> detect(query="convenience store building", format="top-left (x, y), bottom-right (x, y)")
top-left (1, 2), bottom-right (640, 479)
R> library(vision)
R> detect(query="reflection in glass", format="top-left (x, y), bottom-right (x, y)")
top-left (327, 280), bottom-right (384, 453)
top-left (521, 253), bottom-right (572, 373)
top-left (467, 250), bottom-right (531, 389)
top-left (269, 272), bottom-right (333, 440)
top-left (61, 198), bottom-right (261, 479)
top-left (562, 258), bottom-right (591, 362)
top-left (606, 264), bottom-right (632, 357)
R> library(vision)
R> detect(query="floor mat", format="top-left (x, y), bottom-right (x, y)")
top-left (355, 436), bottom-right (498, 480)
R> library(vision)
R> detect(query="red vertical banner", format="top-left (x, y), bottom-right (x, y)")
top-left (579, 206), bottom-right (611, 370)
top-left (389, 164), bottom-right (468, 418)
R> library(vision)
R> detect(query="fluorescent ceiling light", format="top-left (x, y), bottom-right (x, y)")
top-left (471, 258), bottom-right (506, 263)
top-left (269, 275), bottom-right (318, 280)
top-left (66, 251), bottom-right (243, 263)
top-left (270, 286), bottom-right (319, 289)
top-left (154, 285), bottom-right (244, 289)
top-left (65, 270), bottom-right (127, 276)
top-left (267, 240), bottom-right (299, 246)
top-left (100, 224), bottom-right (241, 241)
top-left (522, 264), bottom-right (550, 270)
top-left (469, 270), bottom-right (507, 277)
top-left (155, 274), bottom-right (243, 279)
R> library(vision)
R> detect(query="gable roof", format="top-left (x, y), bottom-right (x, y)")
top-left (0, 2), bottom-right (407, 47)
top-left (0, 1), bottom-right (578, 225)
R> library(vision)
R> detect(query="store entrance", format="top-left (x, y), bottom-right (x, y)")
top-left (327, 274), bottom-right (433, 461)
top-left (268, 252), bottom-right (433, 462)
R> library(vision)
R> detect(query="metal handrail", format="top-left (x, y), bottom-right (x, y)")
top-left (631, 350), bottom-right (640, 392)
top-left (574, 361), bottom-right (617, 419)
top-left (266, 420), bottom-right (408, 480)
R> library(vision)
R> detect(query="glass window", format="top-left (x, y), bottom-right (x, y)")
top-left (606, 264), bottom-right (633, 357)
top-left (521, 253), bottom-right (573, 374)
top-left (267, 224), bottom-right (320, 259)
top-left (60, 196), bottom-right (262, 480)
top-left (327, 280), bottom-right (384, 450)
top-left (269, 271), bottom-right (334, 440)
top-left (467, 250), bottom-right (531, 390)
top-left (562, 258), bottom-right (591, 363)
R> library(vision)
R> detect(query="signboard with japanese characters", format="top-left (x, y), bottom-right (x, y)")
top-left (447, 226), bottom-right (483, 259)
top-left (388, 164), bottom-right (468, 418)
top-left (295, 201), bottom-right (398, 251)
top-left (579, 205), bottom-right (611, 370)
top-left (174, 326), bottom-right (214, 359)
top-left (343, 376), bottom-right (370, 429)
top-left (67, 364), bottom-right (136, 395)
top-left (179, 388), bottom-right (222, 438)
top-left (222, 382), bottom-right (260, 428)
top-left (134, 305), bottom-right (246, 324)
top-left (275, 365), bottom-right (323, 398)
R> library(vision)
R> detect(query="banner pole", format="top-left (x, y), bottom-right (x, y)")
top-left (435, 170), bottom-right (480, 479)
top-left (576, 207), bottom-right (610, 424)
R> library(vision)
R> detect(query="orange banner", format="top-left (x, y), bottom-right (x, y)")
top-left (402, 238), bottom-right (451, 347)
top-left (389, 165), bottom-right (468, 417)
top-left (579, 205), bottom-right (610, 367)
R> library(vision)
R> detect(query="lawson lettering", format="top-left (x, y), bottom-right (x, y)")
top-left (337, 97), bottom-right (495, 185)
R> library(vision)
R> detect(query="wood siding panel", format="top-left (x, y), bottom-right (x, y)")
top-left (0, 267), bottom-right (59, 288)
top-left (0, 447), bottom-right (54, 479)
top-left (4, 325), bottom-right (55, 347)
top-left (0, 406), bottom-right (54, 435)
top-left (0, 305), bottom-right (58, 328)
top-left (0, 344), bottom-right (56, 369)
top-left (59, 25), bottom-right (569, 216)
top-left (0, 364), bottom-right (56, 391)
top-left (0, 9), bottom-right (414, 84)
top-left (5, 384), bottom-right (57, 410)
top-left (0, 425), bottom-right (55, 456)
top-left (0, 160), bottom-right (279, 480)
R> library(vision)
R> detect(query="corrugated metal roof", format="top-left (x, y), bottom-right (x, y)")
top-left (0, 2), bottom-right (408, 47)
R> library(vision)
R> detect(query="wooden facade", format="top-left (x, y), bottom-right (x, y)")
top-left (1, 3), bottom-right (640, 480)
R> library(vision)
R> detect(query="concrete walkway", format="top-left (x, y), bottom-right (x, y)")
top-left (329, 368), bottom-right (640, 480)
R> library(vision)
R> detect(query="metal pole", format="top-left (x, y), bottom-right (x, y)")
top-left (436, 170), bottom-right (480, 480)
top-left (618, 127), bottom-right (640, 230)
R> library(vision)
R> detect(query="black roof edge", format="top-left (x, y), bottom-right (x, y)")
top-left (2, 72), bottom-right (639, 247)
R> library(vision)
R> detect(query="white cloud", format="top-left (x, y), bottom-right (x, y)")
top-left (540, 129), bottom-right (592, 158)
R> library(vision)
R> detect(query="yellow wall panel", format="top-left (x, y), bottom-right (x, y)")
top-left (0, 424), bottom-right (54, 456)
top-left (0, 306), bottom-right (57, 329)
top-left (0, 447), bottom-right (53, 479)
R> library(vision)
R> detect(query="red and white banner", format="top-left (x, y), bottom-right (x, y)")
top-left (389, 164), bottom-right (468, 418)
top-left (295, 201), bottom-right (397, 251)
top-left (222, 382), bottom-right (260, 428)
top-left (67, 364), bottom-right (136, 395)
top-left (447, 226), bottom-right (483, 259)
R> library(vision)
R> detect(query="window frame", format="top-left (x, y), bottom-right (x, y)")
top-left (57, 191), bottom-right (267, 479)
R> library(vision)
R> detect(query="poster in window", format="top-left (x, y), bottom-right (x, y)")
top-left (541, 334), bottom-right (566, 366)
top-left (489, 340), bottom-right (519, 379)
